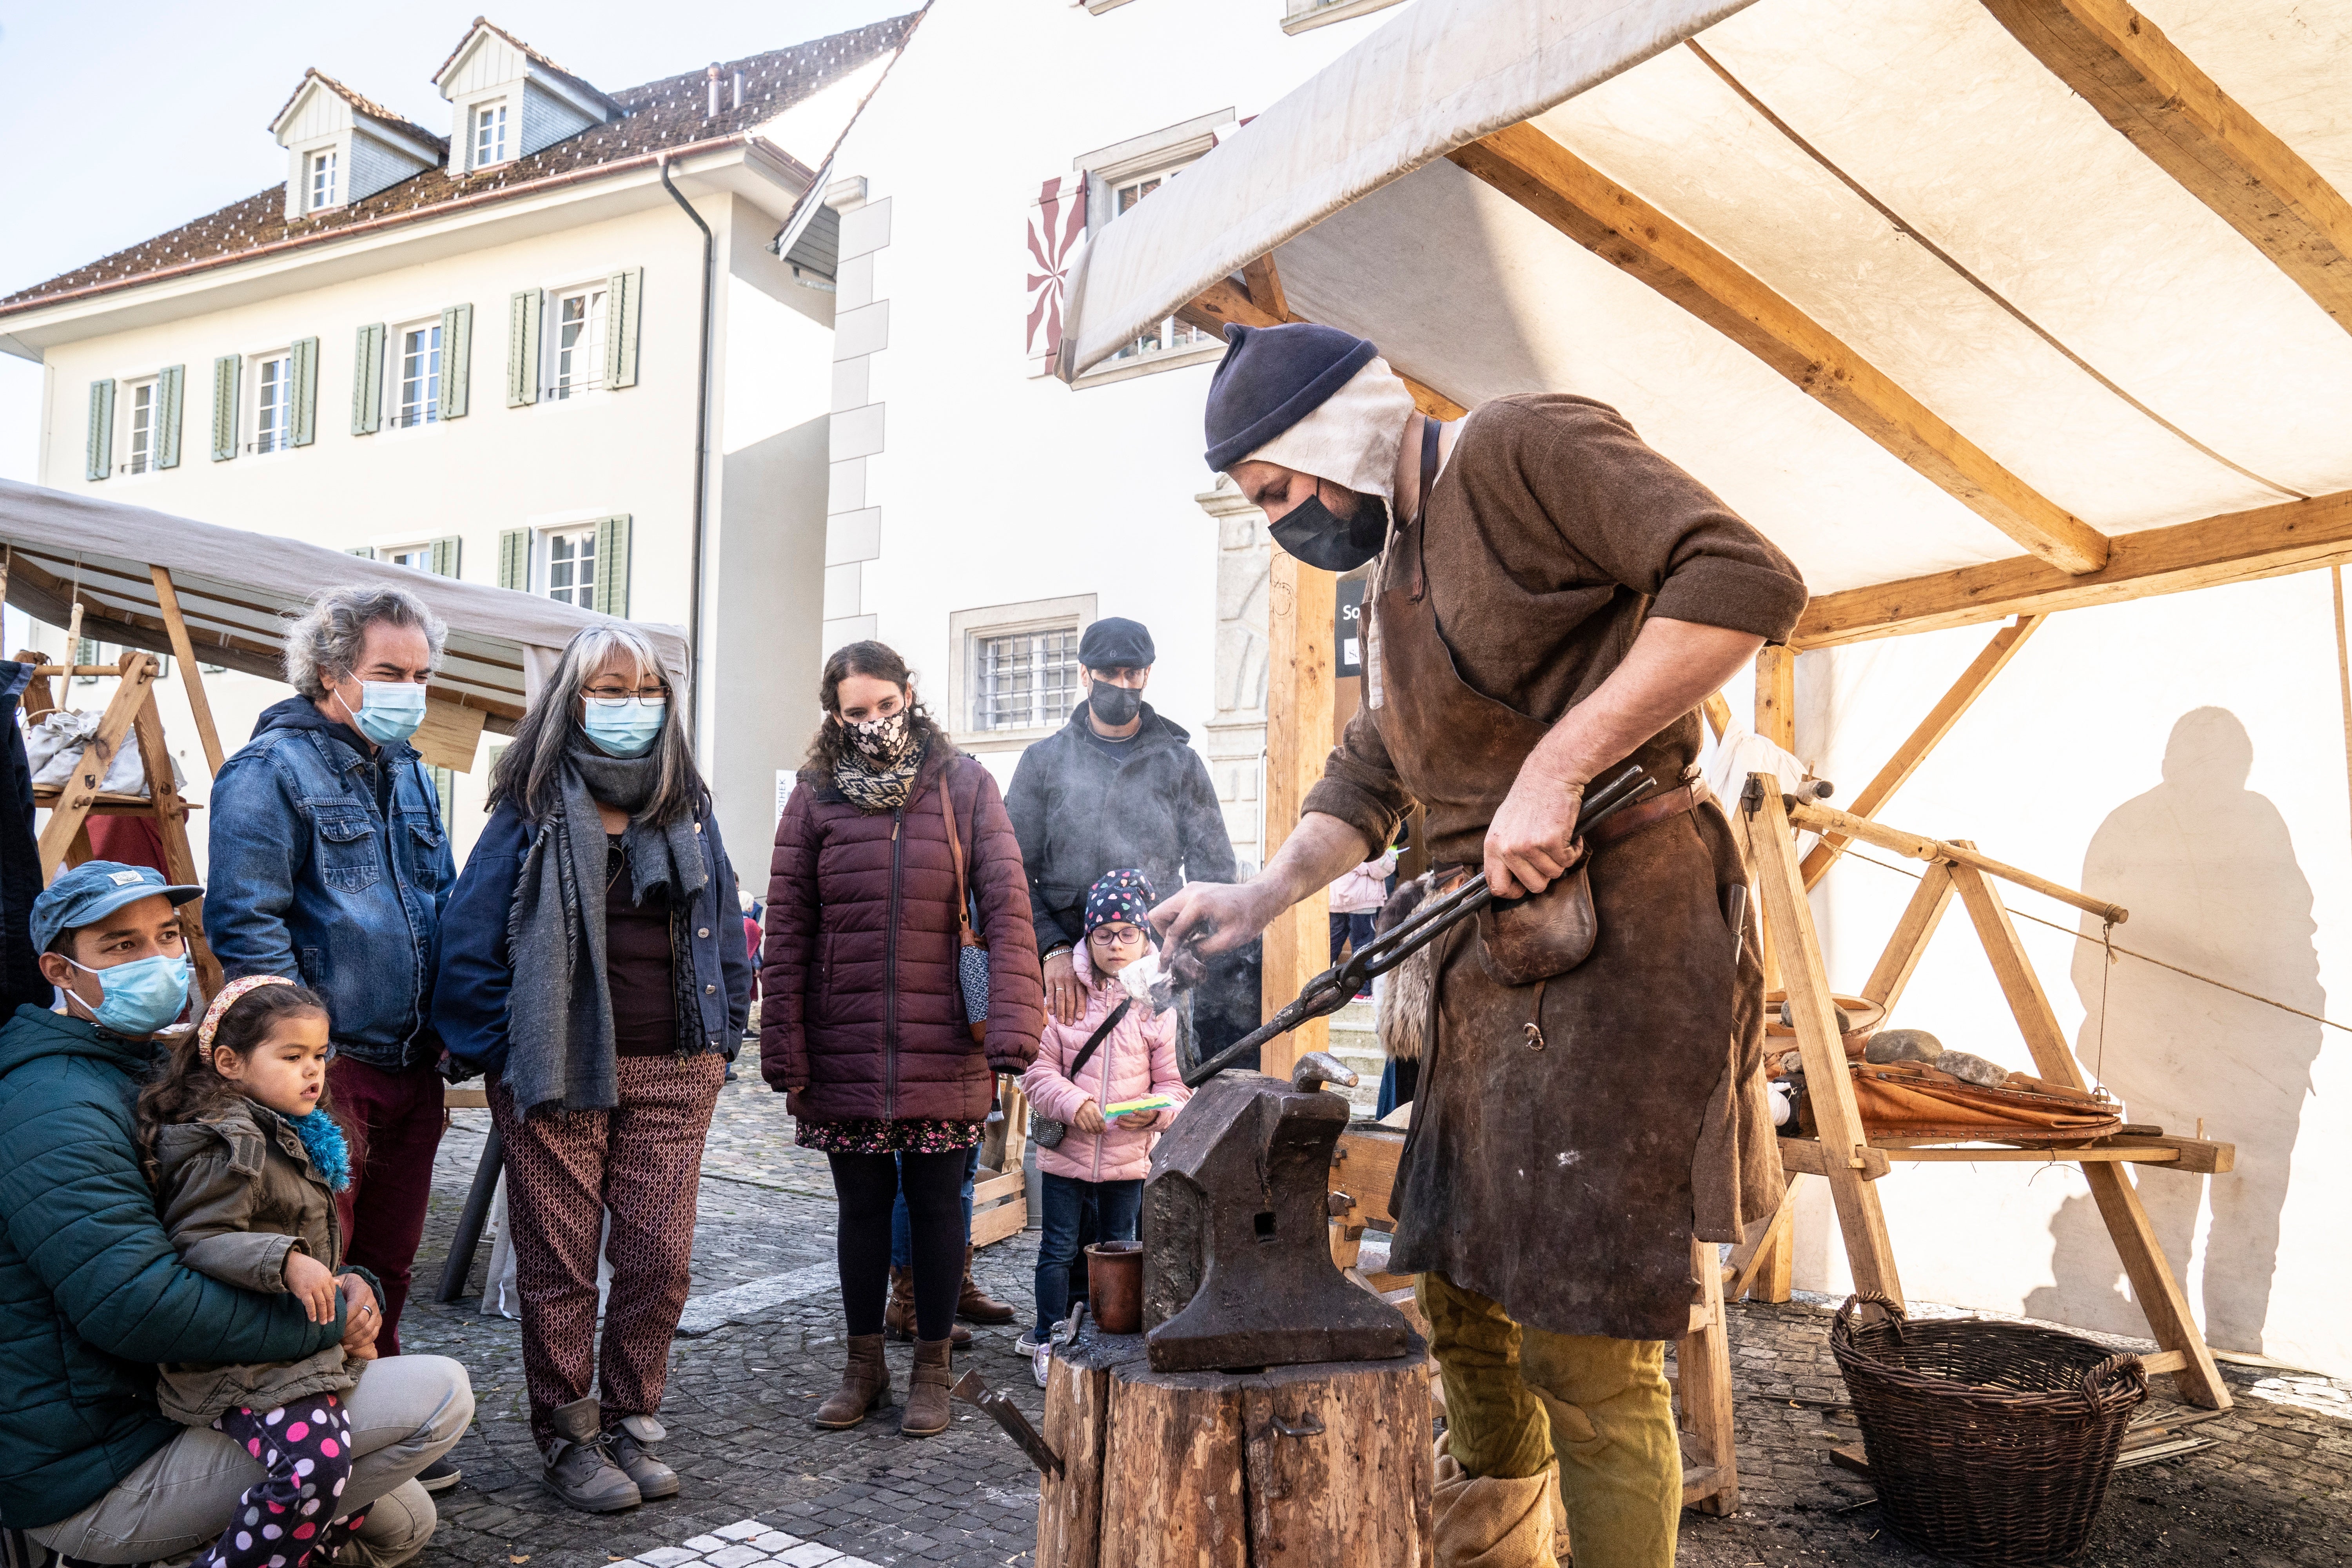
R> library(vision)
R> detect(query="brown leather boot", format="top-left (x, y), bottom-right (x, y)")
top-left (809, 1333), bottom-right (893, 1429)
top-left (887, 1266), bottom-right (970, 1346)
top-left (900, 1338), bottom-right (955, 1437)
top-left (956, 1245), bottom-right (1016, 1324)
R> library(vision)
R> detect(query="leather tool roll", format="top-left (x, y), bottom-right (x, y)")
top-left (1840, 1062), bottom-right (2122, 1144)
top-left (1476, 778), bottom-right (1710, 986)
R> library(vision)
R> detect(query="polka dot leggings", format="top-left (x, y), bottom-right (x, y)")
top-left (193, 1394), bottom-right (367, 1568)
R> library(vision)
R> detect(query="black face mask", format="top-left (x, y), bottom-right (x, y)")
top-left (1269, 488), bottom-right (1389, 573)
top-left (1087, 682), bottom-right (1143, 728)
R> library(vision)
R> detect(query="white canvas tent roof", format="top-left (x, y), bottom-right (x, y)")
top-left (1056, 0), bottom-right (2352, 644)
top-left (0, 477), bottom-right (689, 733)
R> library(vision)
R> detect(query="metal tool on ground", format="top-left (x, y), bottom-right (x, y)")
top-left (950, 1367), bottom-right (1063, 1478)
top-left (1175, 762), bottom-right (1658, 1087)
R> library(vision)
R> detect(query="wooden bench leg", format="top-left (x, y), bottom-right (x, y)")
top-left (1678, 1235), bottom-right (1739, 1516)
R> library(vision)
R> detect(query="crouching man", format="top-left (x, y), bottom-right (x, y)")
top-left (0, 863), bottom-right (472, 1565)
top-left (1156, 325), bottom-right (1801, 1568)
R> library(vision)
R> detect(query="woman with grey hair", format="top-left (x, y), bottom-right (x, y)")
top-left (207, 580), bottom-right (457, 1423)
top-left (433, 625), bottom-right (752, 1514)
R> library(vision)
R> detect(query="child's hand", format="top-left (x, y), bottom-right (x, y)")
top-left (1114, 1110), bottom-right (1157, 1128)
top-left (1073, 1100), bottom-right (1106, 1134)
top-left (283, 1250), bottom-right (339, 1324)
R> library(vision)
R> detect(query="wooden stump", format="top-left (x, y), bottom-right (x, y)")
top-left (1039, 1321), bottom-right (1434, 1568)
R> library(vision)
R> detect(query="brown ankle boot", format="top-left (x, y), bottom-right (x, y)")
top-left (900, 1338), bottom-right (955, 1437)
top-left (887, 1265), bottom-right (971, 1345)
top-left (956, 1245), bottom-right (1016, 1324)
top-left (810, 1333), bottom-right (893, 1429)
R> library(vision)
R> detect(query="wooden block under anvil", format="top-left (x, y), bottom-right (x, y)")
top-left (1141, 1070), bottom-right (1412, 1373)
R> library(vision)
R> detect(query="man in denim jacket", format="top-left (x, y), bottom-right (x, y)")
top-left (206, 584), bottom-right (456, 1391)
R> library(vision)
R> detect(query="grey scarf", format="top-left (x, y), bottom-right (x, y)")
top-left (503, 743), bottom-right (709, 1117)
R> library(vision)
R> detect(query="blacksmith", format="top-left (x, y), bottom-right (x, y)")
top-left (1155, 323), bottom-right (1802, 1568)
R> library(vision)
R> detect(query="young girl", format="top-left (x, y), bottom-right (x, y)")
top-left (1018, 869), bottom-right (1190, 1385)
top-left (136, 976), bottom-right (374, 1568)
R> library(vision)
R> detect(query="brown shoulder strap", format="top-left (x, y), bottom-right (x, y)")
top-left (938, 767), bottom-right (972, 937)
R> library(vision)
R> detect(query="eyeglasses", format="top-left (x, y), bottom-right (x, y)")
top-left (583, 683), bottom-right (670, 704)
top-left (1090, 925), bottom-right (1147, 948)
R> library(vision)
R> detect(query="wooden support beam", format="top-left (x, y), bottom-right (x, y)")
top-left (1795, 488), bottom-right (2352, 648)
top-left (1789, 800), bottom-right (2127, 925)
top-left (1753, 646), bottom-right (1796, 751)
top-left (1677, 1234), bottom-right (1739, 1515)
top-left (127, 658), bottom-right (222, 997)
top-left (1983, 0), bottom-right (2352, 337)
top-left (1241, 253), bottom-right (1289, 323)
top-left (150, 566), bottom-right (225, 777)
top-left (1739, 787), bottom-right (1905, 1304)
top-left (1260, 552), bottom-right (1336, 1081)
top-left (1860, 862), bottom-right (1957, 1017)
top-left (38, 653), bottom-right (160, 877)
top-left (1449, 122), bottom-right (2109, 575)
top-left (1802, 616), bottom-right (2043, 887)
top-left (1177, 276), bottom-right (1468, 420)
top-left (1701, 690), bottom-right (1732, 740)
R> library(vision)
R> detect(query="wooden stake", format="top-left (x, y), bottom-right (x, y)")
top-left (1802, 615), bottom-right (2044, 887)
top-left (150, 566), bottom-right (225, 776)
top-left (1261, 552), bottom-right (1335, 1080)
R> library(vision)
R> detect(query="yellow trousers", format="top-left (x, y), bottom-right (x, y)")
top-left (1417, 1272), bottom-right (1679, 1568)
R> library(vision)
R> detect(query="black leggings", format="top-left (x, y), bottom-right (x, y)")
top-left (829, 1150), bottom-right (967, 1341)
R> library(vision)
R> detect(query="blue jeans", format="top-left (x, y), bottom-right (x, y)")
top-left (1034, 1171), bottom-right (1142, 1340)
top-left (891, 1144), bottom-right (980, 1271)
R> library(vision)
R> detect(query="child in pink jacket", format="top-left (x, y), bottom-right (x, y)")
top-left (1018, 869), bottom-right (1189, 1381)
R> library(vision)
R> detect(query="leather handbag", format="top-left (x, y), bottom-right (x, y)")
top-left (1031, 999), bottom-right (1133, 1150)
top-left (939, 776), bottom-right (989, 1044)
top-left (1838, 1062), bottom-right (2123, 1145)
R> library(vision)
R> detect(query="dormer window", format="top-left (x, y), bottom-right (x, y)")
top-left (473, 103), bottom-right (508, 169)
top-left (308, 150), bottom-right (339, 212)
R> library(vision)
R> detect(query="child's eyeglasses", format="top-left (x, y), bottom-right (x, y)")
top-left (1090, 926), bottom-right (1147, 948)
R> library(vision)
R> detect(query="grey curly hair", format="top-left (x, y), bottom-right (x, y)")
top-left (282, 584), bottom-right (448, 701)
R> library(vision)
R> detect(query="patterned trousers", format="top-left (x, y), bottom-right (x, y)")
top-left (489, 1053), bottom-right (726, 1448)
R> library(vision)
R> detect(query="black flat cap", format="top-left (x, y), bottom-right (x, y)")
top-left (1079, 617), bottom-right (1154, 669)
top-left (1202, 322), bottom-right (1378, 472)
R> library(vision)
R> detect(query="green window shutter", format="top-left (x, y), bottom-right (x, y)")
top-left (507, 289), bottom-right (542, 406)
top-left (352, 323), bottom-right (385, 434)
top-left (430, 766), bottom-right (456, 823)
top-left (156, 365), bottom-right (184, 469)
top-left (85, 379), bottom-right (116, 481)
top-left (211, 355), bottom-right (241, 461)
top-left (345, 546), bottom-right (374, 558)
top-left (497, 528), bottom-right (530, 590)
top-left (606, 267), bottom-right (642, 389)
top-left (429, 536), bottom-right (462, 577)
top-left (290, 337), bottom-right (319, 447)
top-left (593, 514), bottom-right (632, 616)
top-left (440, 303), bottom-right (473, 419)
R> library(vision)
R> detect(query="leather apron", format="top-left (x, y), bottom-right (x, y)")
top-left (1368, 420), bottom-right (1768, 1343)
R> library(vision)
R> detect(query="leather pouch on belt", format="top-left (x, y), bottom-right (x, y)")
top-left (1474, 854), bottom-right (1596, 986)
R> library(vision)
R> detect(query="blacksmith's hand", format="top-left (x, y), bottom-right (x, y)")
top-left (1484, 764), bottom-right (1584, 901)
top-left (1151, 880), bottom-right (1279, 957)
top-left (1042, 948), bottom-right (1085, 1026)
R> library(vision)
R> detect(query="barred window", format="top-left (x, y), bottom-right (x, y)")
top-left (973, 627), bottom-right (1081, 732)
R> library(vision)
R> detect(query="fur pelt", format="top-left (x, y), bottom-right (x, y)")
top-left (1374, 873), bottom-right (1435, 1063)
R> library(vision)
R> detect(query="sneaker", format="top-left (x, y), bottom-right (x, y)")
top-left (1015, 1328), bottom-right (1047, 1355)
top-left (417, 1455), bottom-right (462, 1494)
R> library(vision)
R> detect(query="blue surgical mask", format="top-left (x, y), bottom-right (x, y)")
top-left (337, 681), bottom-right (428, 746)
top-left (584, 696), bottom-right (666, 758)
top-left (65, 952), bottom-right (192, 1036)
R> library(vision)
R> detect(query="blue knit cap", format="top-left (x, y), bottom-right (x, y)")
top-left (1203, 323), bottom-right (1379, 472)
top-left (1083, 868), bottom-right (1158, 937)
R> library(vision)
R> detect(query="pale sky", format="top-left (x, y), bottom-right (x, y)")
top-left (0, 0), bottom-right (918, 486)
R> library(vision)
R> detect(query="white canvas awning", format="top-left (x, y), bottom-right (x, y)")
top-left (0, 477), bottom-right (689, 737)
top-left (1059, 0), bottom-right (2352, 642)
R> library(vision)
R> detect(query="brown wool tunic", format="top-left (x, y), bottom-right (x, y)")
top-left (1301, 393), bottom-right (1808, 1342)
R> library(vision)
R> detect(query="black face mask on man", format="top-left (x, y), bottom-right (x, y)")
top-left (1269, 482), bottom-right (1389, 573)
top-left (1086, 680), bottom-right (1143, 728)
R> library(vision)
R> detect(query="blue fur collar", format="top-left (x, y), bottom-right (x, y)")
top-left (288, 1109), bottom-right (352, 1192)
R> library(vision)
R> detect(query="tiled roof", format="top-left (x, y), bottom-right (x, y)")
top-left (430, 17), bottom-right (622, 114)
top-left (0, 15), bottom-right (916, 314)
top-left (268, 68), bottom-right (447, 152)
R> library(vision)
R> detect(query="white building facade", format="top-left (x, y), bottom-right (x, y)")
top-left (0, 16), bottom-right (914, 867)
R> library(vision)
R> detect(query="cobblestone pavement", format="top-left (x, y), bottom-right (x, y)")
top-left (401, 1080), bottom-right (2350, 1567)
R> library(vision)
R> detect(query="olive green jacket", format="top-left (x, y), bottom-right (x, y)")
top-left (151, 1100), bottom-right (365, 1425)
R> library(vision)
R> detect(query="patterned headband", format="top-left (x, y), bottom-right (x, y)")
top-left (197, 975), bottom-right (296, 1061)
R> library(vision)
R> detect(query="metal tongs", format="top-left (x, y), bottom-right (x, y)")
top-left (1178, 762), bottom-right (1660, 1087)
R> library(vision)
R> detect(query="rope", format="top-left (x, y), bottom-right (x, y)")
top-left (1833, 844), bottom-right (2352, 1036)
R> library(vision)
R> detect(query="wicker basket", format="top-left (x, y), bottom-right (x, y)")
top-left (1830, 1292), bottom-right (2147, 1565)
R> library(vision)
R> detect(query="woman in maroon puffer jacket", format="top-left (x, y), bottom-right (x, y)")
top-left (761, 640), bottom-right (1043, 1439)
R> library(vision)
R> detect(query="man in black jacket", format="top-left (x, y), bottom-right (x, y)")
top-left (1003, 618), bottom-right (1258, 1058)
